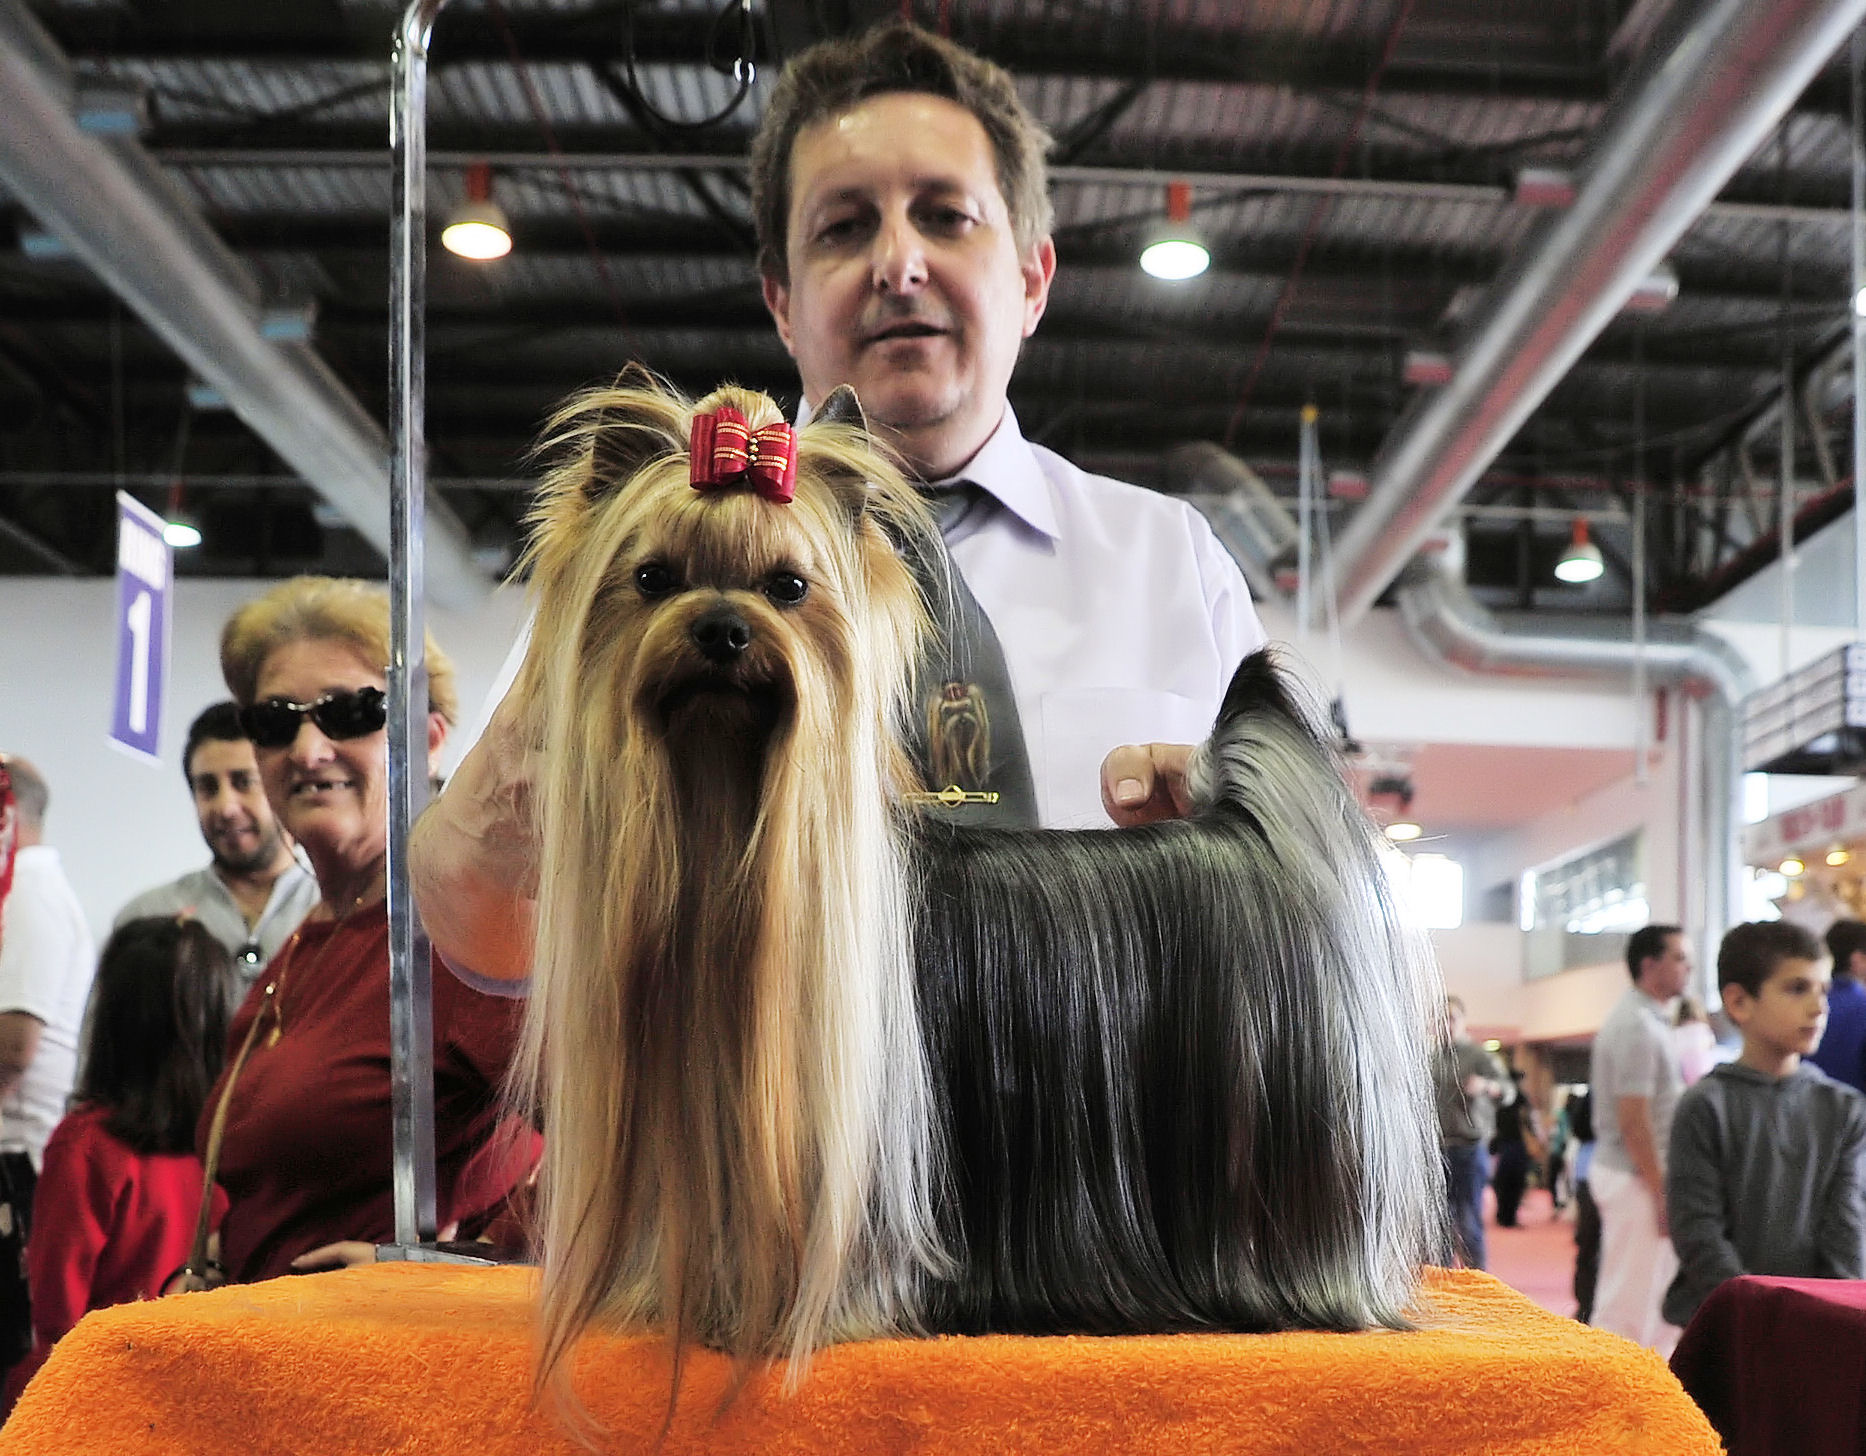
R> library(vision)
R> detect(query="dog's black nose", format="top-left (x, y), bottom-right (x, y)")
top-left (690, 606), bottom-right (753, 664)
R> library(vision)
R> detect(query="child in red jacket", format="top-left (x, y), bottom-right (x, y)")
top-left (4, 916), bottom-right (236, 1411)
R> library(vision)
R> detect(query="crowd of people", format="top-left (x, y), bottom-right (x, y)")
top-left (0, 578), bottom-right (541, 1411)
top-left (1436, 918), bottom-right (1866, 1356)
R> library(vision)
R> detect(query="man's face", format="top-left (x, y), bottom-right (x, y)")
top-left (762, 90), bottom-right (1056, 480)
top-left (188, 737), bottom-right (286, 876)
top-left (1642, 933), bottom-right (1695, 1000)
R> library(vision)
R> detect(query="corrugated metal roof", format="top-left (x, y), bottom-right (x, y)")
top-left (83, 58), bottom-right (391, 127)
top-left (177, 163), bottom-right (393, 214)
top-left (967, 0), bottom-right (1401, 48)
top-left (484, 252), bottom-right (756, 300)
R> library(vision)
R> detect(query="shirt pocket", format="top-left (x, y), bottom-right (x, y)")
top-left (1038, 688), bottom-right (1211, 829)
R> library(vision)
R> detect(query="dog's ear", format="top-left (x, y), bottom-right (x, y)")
top-left (809, 387), bottom-right (881, 524)
top-left (584, 411), bottom-right (682, 503)
top-left (814, 384), bottom-right (868, 434)
top-left (578, 368), bottom-right (687, 503)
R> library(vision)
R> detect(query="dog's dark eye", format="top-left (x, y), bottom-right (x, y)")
top-left (764, 572), bottom-right (809, 606)
top-left (635, 562), bottom-right (680, 598)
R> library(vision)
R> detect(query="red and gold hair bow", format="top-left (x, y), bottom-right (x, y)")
top-left (689, 407), bottom-right (797, 504)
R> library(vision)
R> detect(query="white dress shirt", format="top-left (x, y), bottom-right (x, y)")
top-left (0, 846), bottom-right (97, 1169)
top-left (932, 406), bottom-right (1265, 826)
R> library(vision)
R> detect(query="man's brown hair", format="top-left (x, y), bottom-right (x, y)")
top-left (748, 20), bottom-right (1054, 283)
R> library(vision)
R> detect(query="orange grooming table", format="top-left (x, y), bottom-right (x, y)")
top-left (0, 1264), bottom-right (1718, 1455)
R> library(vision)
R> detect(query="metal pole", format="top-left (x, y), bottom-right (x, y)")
top-left (1853, 26), bottom-right (1866, 638)
top-left (385, 0), bottom-right (448, 1250)
top-left (1297, 404), bottom-right (1318, 637)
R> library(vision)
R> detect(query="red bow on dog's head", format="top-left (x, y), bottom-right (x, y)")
top-left (689, 407), bottom-right (796, 504)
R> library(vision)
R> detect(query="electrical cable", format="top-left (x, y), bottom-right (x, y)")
top-left (619, 0), bottom-right (758, 133)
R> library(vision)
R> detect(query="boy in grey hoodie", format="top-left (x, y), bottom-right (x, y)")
top-left (1663, 920), bottom-right (1866, 1328)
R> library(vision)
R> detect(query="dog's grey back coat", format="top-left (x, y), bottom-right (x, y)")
top-left (910, 650), bottom-right (1446, 1335)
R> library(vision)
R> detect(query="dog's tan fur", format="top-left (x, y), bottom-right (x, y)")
top-left (511, 376), bottom-right (947, 1410)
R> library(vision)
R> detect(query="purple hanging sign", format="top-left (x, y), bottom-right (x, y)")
top-left (109, 492), bottom-right (171, 765)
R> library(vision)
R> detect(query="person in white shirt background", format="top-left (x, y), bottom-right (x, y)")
top-left (0, 755), bottom-right (96, 1377)
top-left (411, 21), bottom-right (1266, 980)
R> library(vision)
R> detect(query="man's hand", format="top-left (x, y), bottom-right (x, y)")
top-left (290, 1241), bottom-right (378, 1272)
top-left (1100, 743), bottom-right (1196, 827)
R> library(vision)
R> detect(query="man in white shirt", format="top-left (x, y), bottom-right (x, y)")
top-left (0, 757), bottom-right (94, 1171)
top-left (1589, 923), bottom-right (1693, 1353)
top-left (114, 701), bottom-right (316, 984)
top-left (413, 21), bottom-right (1265, 976)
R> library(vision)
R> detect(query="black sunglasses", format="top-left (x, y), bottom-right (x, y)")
top-left (239, 686), bottom-right (388, 750)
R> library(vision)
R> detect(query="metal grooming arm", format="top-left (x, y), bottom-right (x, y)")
top-left (379, 0), bottom-right (460, 1264)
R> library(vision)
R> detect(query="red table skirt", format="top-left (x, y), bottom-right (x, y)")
top-left (1671, 1275), bottom-right (1866, 1455)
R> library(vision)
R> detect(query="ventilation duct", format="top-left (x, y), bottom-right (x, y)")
top-left (1328, 0), bottom-right (1866, 627)
top-left (1162, 442), bottom-right (1298, 602)
top-left (1397, 545), bottom-right (1751, 975)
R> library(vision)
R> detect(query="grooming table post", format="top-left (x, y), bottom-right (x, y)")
top-left (382, 0), bottom-right (451, 1254)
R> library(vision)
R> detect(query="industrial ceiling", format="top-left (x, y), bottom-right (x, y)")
top-left (1, 0), bottom-right (1861, 623)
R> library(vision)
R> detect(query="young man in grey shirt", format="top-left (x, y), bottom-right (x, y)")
top-left (1664, 921), bottom-right (1866, 1327)
top-left (1588, 922), bottom-right (1692, 1351)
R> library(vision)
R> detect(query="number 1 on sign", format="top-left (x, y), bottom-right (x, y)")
top-left (126, 589), bottom-right (151, 733)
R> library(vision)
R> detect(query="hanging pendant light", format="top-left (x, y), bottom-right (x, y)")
top-left (1140, 181), bottom-right (1209, 281)
top-left (1554, 516), bottom-right (1605, 583)
top-left (442, 161), bottom-right (512, 261)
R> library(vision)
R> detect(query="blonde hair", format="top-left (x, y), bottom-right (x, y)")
top-left (220, 576), bottom-right (458, 724)
top-left (514, 376), bottom-right (944, 1417)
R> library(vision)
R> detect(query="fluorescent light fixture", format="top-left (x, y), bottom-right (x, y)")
top-left (1139, 180), bottom-right (1209, 281)
top-left (1554, 517), bottom-right (1605, 584)
top-left (1384, 820), bottom-right (1424, 842)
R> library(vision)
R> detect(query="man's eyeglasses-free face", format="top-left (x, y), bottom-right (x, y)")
top-left (237, 687), bottom-right (388, 750)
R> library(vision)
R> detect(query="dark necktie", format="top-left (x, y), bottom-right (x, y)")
top-left (905, 484), bottom-right (1040, 827)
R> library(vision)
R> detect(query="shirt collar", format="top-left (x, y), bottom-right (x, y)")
top-left (927, 405), bottom-right (1059, 541)
top-left (796, 398), bottom-right (1060, 541)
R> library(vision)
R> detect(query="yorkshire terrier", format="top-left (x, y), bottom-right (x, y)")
top-left (509, 374), bottom-right (1446, 1399)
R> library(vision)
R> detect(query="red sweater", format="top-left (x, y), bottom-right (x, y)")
top-left (198, 904), bottom-right (535, 1284)
top-left (6, 1103), bottom-right (225, 1405)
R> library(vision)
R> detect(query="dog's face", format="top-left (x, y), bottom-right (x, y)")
top-left (599, 481), bottom-right (868, 746)
top-left (521, 379), bottom-right (936, 763)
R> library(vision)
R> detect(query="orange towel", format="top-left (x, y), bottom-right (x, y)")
top-left (0, 1265), bottom-right (1717, 1455)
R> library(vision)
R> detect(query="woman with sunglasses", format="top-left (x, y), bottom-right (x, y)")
top-left (197, 577), bottom-right (535, 1284)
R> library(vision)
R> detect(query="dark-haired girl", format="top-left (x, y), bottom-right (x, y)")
top-left (4, 917), bottom-right (235, 1407)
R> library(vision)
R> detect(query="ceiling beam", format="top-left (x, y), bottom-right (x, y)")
top-left (0, 0), bottom-right (488, 606)
top-left (44, 9), bottom-right (1620, 105)
top-left (146, 138), bottom-right (1860, 228)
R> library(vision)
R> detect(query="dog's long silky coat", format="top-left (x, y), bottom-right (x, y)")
top-left (511, 374), bottom-right (1446, 1401)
